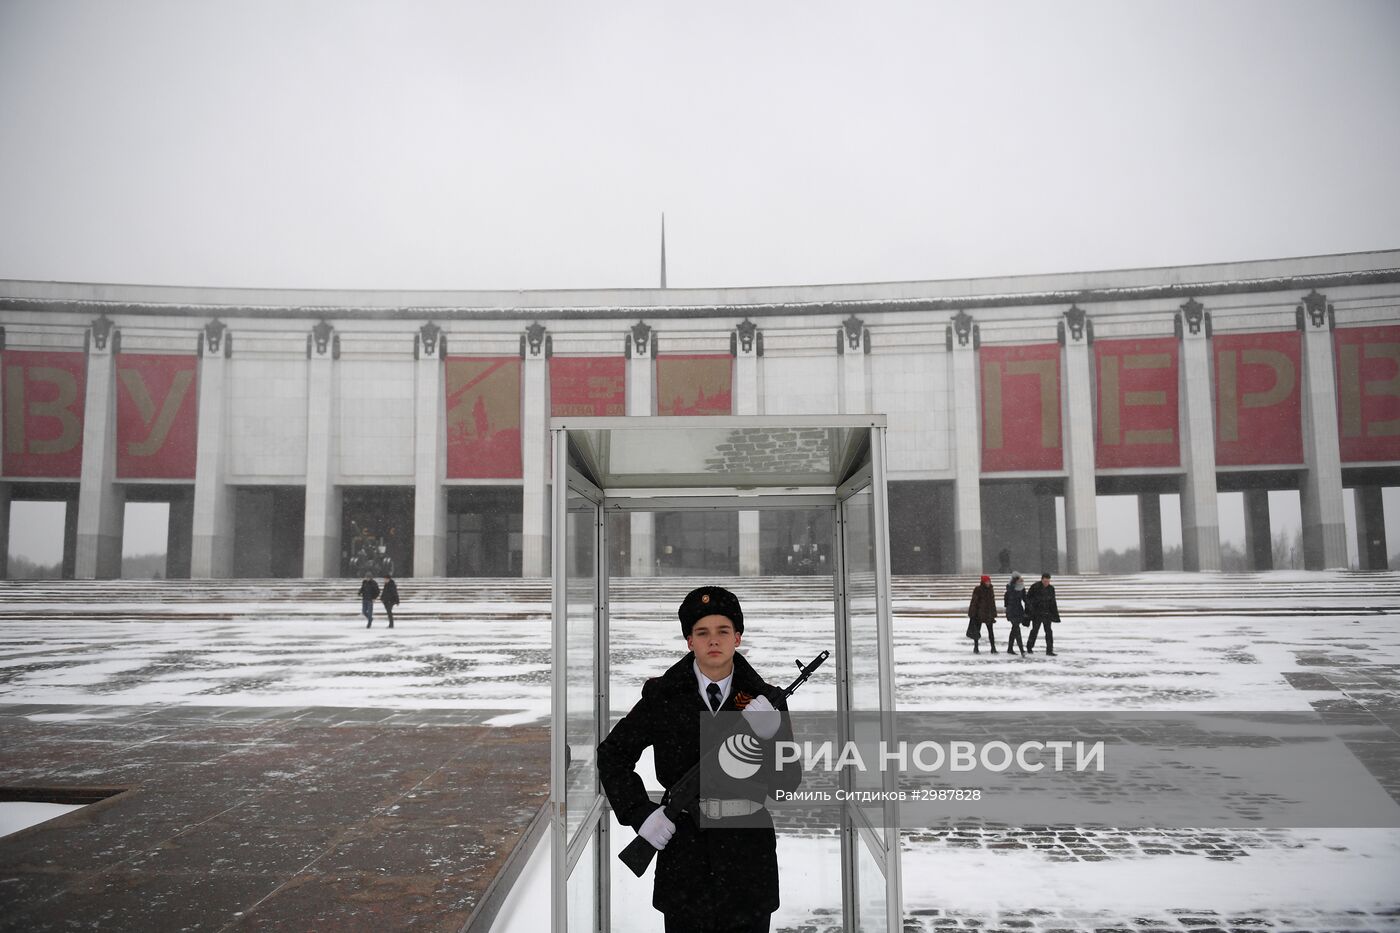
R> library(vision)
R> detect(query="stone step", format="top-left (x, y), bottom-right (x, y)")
top-left (0, 572), bottom-right (1394, 621)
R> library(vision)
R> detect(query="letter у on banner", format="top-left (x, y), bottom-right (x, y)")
top-left (655, 355), bottom-right (733, 416)
top-left (1095, 337), bottom-right (1180, 468)
top-left (1, 349), bottom-right (86, 478)
top-left (980, 343), bottom-right (1063, 471)
top-left (1335, 324), bottom-right (1400, 463)
top-left (116, 354), bottom-right (199, 478)
top-left (549, 357), bottom-right (626, 417)
top-left (444, 357), bottom-right (523, 479)
top-left (1214, 332), bottom-right (1303, 466)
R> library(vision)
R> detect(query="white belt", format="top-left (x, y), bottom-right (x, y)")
top-left (697, 797), bottom-right (764, 819)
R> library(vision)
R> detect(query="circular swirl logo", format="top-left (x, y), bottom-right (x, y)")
top-left (717, 732), bottom-right (764, 779)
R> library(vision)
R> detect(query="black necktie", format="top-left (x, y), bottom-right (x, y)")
top-left (707, 682), bottom-right (722, 712)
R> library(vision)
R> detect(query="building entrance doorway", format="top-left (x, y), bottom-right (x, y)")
top-left (122, 484), bottom-right (193, 579)
top-left (2, 484), bottom-right (77, 579)
top-left (447, 487), bottom-right (521, 576)
top-left (232, 486), bottom-right (306, 578)
top-left (341, 487), bottom-right (413, 578)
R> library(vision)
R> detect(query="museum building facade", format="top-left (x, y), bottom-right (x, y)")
top-left (1, 249), bottom-right (1397, 579)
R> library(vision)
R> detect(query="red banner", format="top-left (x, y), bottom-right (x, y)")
top-left (445, 357), bottom-right (522, 478)
top-left (2, 350), bottom-right (86, 478)
top-left (116, 354), bottom-right (199, 478)
top-left (980, 344), bottom-right (1062, 472)
top-left (550, 357), bottom-right (625, 417)
top-left (1095, 337), bottom-right (1180, 469)
top-left (656, 355), bottom-right (732, 416)
top-left (1214, 332), bottom-right (1302, 466)
top-left (1336, 324), bottom-right (1400, 463)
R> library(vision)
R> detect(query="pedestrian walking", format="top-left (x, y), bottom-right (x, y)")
top-left (1003, 572), bottom-right (1028, 657)
top-left (1025, 572), bottom-right (1060, 656)
top-left (967, 574), bottom-right (998, 654)
top-left (381, 574), bottom-right (399, 629)
top-left (358, 572), bottom-right (380, 628)
top-left (597, 585), bottom-right (802, 932)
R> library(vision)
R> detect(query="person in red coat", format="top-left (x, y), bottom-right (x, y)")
top-left (967, 574), bottom-right (998, 654)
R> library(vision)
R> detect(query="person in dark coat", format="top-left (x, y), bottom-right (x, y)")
top-left (358, 572), bottom-right (379, 628)
top-left (1003, 572), bottom-right (1028, 657)
top-left (598, 585), bottom-right (802, 933)
top-left (1025, 572), bottom-right (1061, 656)
top-left (380, 575), bottom-right (399, 629)
top-left (967, 574), bottom-right (998, 654)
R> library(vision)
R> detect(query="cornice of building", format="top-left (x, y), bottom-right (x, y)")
top-left (2, 249), bottom-right (1399, 321)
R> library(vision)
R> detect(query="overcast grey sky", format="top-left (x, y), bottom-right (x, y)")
top-left (3, 1), bottom-right (1399, 290)
top-left (2, 2), bottom-right (1398, 565)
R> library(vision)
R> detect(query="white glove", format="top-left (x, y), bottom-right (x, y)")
top-left (638, 806), bottom-right (675, 851)
top-left (742, 695), bottom-right (782, 740)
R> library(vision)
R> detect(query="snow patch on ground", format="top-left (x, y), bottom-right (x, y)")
top-left (0, 802), bottom-right (84, 838)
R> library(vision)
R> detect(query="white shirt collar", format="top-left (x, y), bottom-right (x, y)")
top-left (693, 659), bottom-right (734, 712)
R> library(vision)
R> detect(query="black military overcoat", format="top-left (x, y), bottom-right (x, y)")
top-left (597, 650), bottom-right (802, 919)
top-left (1026, 581), bottom-right (1061, 624)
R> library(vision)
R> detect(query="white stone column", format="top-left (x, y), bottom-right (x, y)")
top-left (627, 322), bottom-right (655, 577)
top-left (837, 315), bottom-right (871, 415)
top-left (1177, 300), bottom-right (1221, 571)
top-left (412, 323), bottom-right (447, 577)
top-left (1297, 292), bottom-right (1348, 569)
top-left (521, 324), bottom-right (551, 577)
top-left (948, 314), bottom-right (982, 574)
top-left (1060, 307), bottom-right (1099, 573)
top-left (734, 320), bottom-right (762, 576)
top-left (303, 322), bottom-right (340, 578)
top-left (191, 321), bottom-right (234, 577)
top-left (75, 317), bottom-right (123, 579)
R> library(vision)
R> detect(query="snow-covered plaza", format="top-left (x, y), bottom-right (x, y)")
top-left (2, 572), bottom-right (1399, 931)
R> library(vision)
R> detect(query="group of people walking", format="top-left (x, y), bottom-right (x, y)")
top-left (358, 572), bottom-right (399, 628)
top-left (967, 571), bottom-right (1060, 656)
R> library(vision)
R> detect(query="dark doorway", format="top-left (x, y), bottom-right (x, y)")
top-left (447, 487), bottom-right (522, 576)
top-left (981, 480), bottom-right (1061, 577)
top-left (233, 487), bottom-right (306, 578)
top-left (888, 481), bottom-right (952, 574)
top-left (607, 512), bottom-right (630, 578)
top-left (654, 511), bottom-right (738, 575)
top-left (341, 488), bottom-right (413, 578)
top-left (760, 510), bottom-right (833, 575)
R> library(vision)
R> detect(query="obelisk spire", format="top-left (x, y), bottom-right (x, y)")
top-left (660, 213), bottom-right (668, 289)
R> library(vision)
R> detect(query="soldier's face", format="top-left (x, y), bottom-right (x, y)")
top-left (688, 615), bottom-right (741, 676)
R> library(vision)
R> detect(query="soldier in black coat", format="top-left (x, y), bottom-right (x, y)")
top-left (380, 575), bottom-right (399, 628)
top-left (1025, 572), bottom-right (1061, 656)
top-left (598, 586), bottom-right (802, 933)
top-left (358, 573), bottom-right (379, 628)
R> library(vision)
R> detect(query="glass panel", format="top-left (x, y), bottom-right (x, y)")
top-left (842, 485), bottom-right (889, 824)
top-left (566, 829), bottom-right (597, 933)
top-left (843, 486), bottom-right (881, 712)
top-left (570, 423), bottom-right (866, 489)
top-left (855, 828), bottom-right (889, 933)
top-left (565, 492), bottom-right (598, 844)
